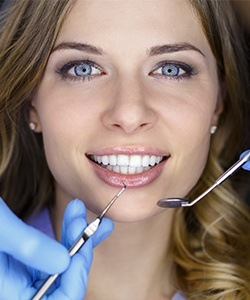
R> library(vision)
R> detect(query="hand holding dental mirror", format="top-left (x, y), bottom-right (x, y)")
top-left (157, 150), bottom-right (250, 208)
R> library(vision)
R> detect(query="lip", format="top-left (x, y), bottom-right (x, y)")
top-left (86, 146), bottom-right (169, 188)
top-left (87, 146), bottom-right (167, 156)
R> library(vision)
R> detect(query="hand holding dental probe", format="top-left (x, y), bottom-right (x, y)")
top-left (157, 150), bottom-right (250, 208)
top-left (32, 184), bottom-right (126, 300)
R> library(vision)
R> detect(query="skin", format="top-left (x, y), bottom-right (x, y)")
top-left (30, 0), bottom-right (223, 298)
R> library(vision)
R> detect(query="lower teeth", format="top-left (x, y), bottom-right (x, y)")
top-left (104, 165), bottom-right (151, 174)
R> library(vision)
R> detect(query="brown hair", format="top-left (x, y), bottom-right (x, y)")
top-left (0, 0), bottom-right (76, 218)
top-left (0, 0), bottom-right (249, 298)
top-left (172, 1), bottom-right (250, 298)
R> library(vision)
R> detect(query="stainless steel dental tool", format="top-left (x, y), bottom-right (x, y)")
top-left (32, 184), bottom-right (126, 300)
top-left (157, 150), bottom-right (250, 208)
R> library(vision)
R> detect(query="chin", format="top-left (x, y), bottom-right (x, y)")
top-left (102, 203), bottom-right (166, 223)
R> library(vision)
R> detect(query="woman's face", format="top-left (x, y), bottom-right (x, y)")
top-left (31, 0), bottom-right (223, 221)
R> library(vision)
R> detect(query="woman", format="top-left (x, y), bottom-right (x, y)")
top-left (0, 0), bottom-right (250, 299)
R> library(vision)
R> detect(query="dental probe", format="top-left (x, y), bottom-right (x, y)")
top-left (32, 184), bottom-right (126, 300)
top-left (157, 150), bottom-right (250, 208)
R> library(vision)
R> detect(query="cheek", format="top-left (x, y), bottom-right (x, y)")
top-left (170, 97), bottom-right (214, 166)
top-left (32, 98), bottom-right (80, 184)
top-left (33, 87), bottom-right (107, 196)
top-left (157, 92), bottom-right (215, 147)
top-left (155, 89), bottom-right (217, 195)
top-left (40, 116), bottom-right (76, 182)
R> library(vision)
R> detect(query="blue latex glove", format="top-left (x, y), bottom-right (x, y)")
top-left (0, 198), bottom-right (113, 300)
top-left (240, 150), bottom-right (250, 171)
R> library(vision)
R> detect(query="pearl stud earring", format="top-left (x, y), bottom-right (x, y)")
top-left (29, 122), bottom-right (37, 131)
top-left (210, 125), bottom-right (217, 134)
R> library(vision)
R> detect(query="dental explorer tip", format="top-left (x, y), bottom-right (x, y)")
top-left (98, 184), bottom-right (126, 219)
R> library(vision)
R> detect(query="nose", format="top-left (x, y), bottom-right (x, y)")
top-left (101, 78), bottom-right (157, 134)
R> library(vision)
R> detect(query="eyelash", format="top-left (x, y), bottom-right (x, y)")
top-left (150, 61), bottom-right (196, 81)
top-left (56, 60), bottom-right (196, 83)
top-left (56, 59), bottom-right (103, 83)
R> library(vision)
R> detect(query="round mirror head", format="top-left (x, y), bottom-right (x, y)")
top-left (157, 198), bottom-right (188, 208)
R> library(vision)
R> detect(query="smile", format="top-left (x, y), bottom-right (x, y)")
top-left (89, 154), bottom-right (165, 175)
top-left (86, 147), bottom-right (169, 188)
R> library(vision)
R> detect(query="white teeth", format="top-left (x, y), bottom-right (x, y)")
top-left (109, 155), bottom-right (117, 166)
top-left (120, 166), bottom-right (128, 174)
top-left (102, 155), bottom-right (109, 166)
top-left (129, 155), bottom-right (142, 167)
top-left (97, 156), bottom-right (102, 164)
top-left (117, 154), bottom-right (129, 166)
top-left (156, 156), bottom-right (161, 164)
top-left (90, 154), bottom-right (164, 174)
top-left (136, 166), bottom-right (144, 173)
top-left (128, 166), bottom-right (136, 174)
top-left (113, 165), bottom-right (120, 173)
top-left (102, 165), bottom-right (153, 175)
top-left (106, 165), bottom-right (112, 171)
top-left (149, 156), bottom-right (156, 166)
top-left (142, 155), bottom-right (150, 167)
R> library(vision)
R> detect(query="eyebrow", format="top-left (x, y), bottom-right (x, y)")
top-left (147, 43), bottom-right (205, 57)
top-left (51, 41), bottom-right (205, 58)
top-left (52, 42), bottom-right (104, 55)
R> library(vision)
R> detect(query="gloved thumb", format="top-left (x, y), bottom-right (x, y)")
top-left (240, 150), bottom-right (250, 171)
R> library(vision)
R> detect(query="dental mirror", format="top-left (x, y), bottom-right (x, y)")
top-left (157, 150), bottom-right (250, 208)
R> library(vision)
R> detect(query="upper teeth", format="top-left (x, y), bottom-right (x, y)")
top-left (91, 154), bottom-right (164, 167)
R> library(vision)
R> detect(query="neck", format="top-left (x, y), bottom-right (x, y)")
top-left (86, 211), bottom-right (176, 300)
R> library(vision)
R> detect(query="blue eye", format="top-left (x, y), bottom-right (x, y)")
top-left (58, 60), bottom-right (102, 82)
top-left (161, 64), bottom-right (183, 76)
top-left (68, 63), bottom-right (101, 77)
top-left (73, 64), bottom-right (92, 76)
top-left (151, 61), bottom-right (194, 80)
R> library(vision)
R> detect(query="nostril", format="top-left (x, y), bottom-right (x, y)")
top-left (101, 99), bottom-right (157, 134)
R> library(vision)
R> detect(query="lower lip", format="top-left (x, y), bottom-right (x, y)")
top-left (88, 159), bottom-right (167, 188)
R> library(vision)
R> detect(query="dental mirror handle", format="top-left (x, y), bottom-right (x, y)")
top-left (158, 150), bottom-right (250, 208)
top-left (184, 149), bottom-right (250, 207)
top-left (215, 150), bottom-right (250, 185)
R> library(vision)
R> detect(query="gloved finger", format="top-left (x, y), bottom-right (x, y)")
top-left (49, 243), bottom-right (93, 300)
top-left (32, 218), bottom-right (94, 299)
top-left (64, 215), bottom-right (113, 273)
top-left (0, 198), bottom-right (70, 274)
top-left (63, 215), bottom-right (88, 250)
top-left (91, 217), bottom-right (114, 247)
top-left (30, 201), bottom-right (88, 295)
top-left (65, 214), bottom-right (114, 250)
top-left (240, 150), bottom-right (250, 171)
top-left (62, 199), bottom-right (114, 249)
top-left (61, 199), bottom-right (87, 246)
top-left (0, 252), bottom-right (41, 300)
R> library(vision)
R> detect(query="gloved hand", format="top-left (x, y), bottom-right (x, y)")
top-left (240, 150), bottom-right (250, 171)
top-left (0, 198), bottom-right (114, 300)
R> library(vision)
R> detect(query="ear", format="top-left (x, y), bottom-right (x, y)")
top-left (28, 102), bottom-right (42, 132)
top-left (212, 82), bottom-right (225, 125)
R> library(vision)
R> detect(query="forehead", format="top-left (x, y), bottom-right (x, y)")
top-left (55, 0), bottom-right (211, 58)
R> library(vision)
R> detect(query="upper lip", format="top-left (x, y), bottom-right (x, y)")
top-left (86, 146), bottom-right (168, 156)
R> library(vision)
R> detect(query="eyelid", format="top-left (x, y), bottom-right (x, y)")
top-left (151, 60), bottom-right (194, 75)
top-left (56, 59), bottom-right (105, 83)
top-left (58, 59), bottom-right (103, 74)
